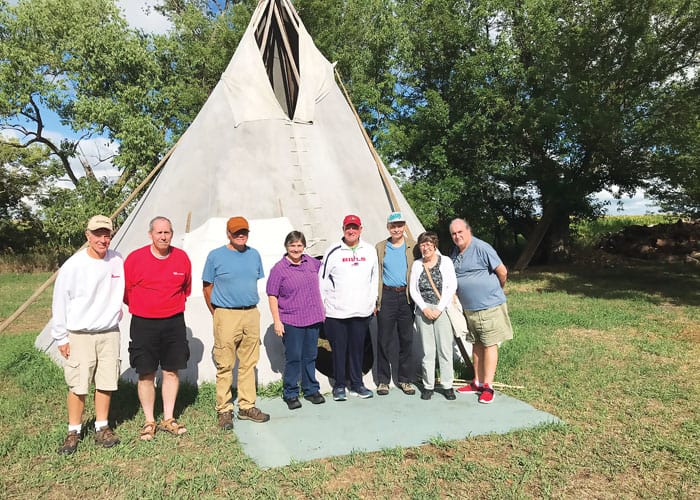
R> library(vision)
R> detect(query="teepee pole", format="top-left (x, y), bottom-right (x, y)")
top-left (280, 0), bottom-right (301, 26)
top-left (259, 1), bottom-right (275, 55)
top-left (334, 69), bottom-right (414, 241)
top-left (272, 2), bottom-right (300, 85)
top-left (0, 142), bottom-right (179, 335)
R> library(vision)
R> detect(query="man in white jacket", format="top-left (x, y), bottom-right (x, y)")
top-left (319, 214), bottom-right (378, 401)
top-left (52, 215), bottom-right (124, 454)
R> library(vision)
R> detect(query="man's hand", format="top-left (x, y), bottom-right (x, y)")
top-left (58, 343), bottom-right (70, 359)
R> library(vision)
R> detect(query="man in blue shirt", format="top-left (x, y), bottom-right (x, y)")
top-left (203, 216), bottom-right (270, 429)
top-left (375, 211), bottom-right (416, 396)
top-left (450, 218), bottom-right (513, 404)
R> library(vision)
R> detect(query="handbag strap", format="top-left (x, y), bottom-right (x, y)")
top-left (423, 261), bottom-right (442, 300)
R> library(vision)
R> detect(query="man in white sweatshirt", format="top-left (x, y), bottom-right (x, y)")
top-left (319, 214), bottom-right (378, 401)
top-left (52, 215), bottom-right (125, 455)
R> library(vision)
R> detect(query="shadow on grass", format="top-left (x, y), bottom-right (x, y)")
top-left (519, 262), bottom-right (700, 307)
top-left (110, 376), bottom-right (200, 426)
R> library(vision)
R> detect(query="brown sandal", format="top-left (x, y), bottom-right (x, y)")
top-left (140, 421), bottom-right (156, 441)
top-left (157, 418), bottom-right (187, 436)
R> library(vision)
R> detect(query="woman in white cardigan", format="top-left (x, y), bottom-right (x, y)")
top-left (409, 231), bottom-right (458, 400)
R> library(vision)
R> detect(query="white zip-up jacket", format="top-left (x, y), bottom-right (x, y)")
top-left (319, 238), bottom-right (378, 319)
top-left (51, 248), bottom-right (125, 346)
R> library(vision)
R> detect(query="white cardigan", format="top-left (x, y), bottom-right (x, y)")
top-left (409, 252), bottom-right (457, 312)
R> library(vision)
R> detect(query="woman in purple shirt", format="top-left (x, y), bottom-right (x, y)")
top-left (267, 231), bottom-right (326, 410)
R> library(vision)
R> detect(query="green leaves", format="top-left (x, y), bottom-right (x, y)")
top-left (391, 0), bottom-right (700, 259)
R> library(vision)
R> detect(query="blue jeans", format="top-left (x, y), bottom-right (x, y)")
top-left (282, 322), bottom-right (322, 400)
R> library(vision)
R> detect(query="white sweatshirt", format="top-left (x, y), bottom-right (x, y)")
top-left (319, 239), bottom-right (378, 319)
top-left (51, 248), bottom-right (125, 346)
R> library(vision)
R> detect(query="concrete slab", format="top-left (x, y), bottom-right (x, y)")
top-left (234, 388), bottom-right (562, 468)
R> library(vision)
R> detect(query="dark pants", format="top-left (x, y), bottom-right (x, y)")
top-left (376, 290), bottom-right (415, 384)
top-left (324, 316), bottom-right (371, 390)
top-left (282, 322), bottom-right (322, 399)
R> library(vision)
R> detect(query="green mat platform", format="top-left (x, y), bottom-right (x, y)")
top-left (233, 388), bottom-right (562, 468)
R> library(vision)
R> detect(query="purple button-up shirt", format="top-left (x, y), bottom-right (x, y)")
top-left (266, 254), bottom-right (325, 327)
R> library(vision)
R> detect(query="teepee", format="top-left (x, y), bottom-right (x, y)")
top-left (36, 0), bottom-right (424, 387)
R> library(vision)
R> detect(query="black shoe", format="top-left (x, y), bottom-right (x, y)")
top-left (421, 389), bottom-right (433, 400)
top-left (284, 396), bottom-right (302, 410)
top-left (303, 392), bottom-right (326, 405)
top-left (443, 388), bottom-right (456, 400)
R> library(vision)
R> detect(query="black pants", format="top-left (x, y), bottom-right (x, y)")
top-left (376, 290), bottom-right (415, 384)
top-left (325, 316), bottom-right (371, 390)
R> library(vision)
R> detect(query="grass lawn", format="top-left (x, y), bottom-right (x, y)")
top-left (0, 262), bottom-right (698, 498)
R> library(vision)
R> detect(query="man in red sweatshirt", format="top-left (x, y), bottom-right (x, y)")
top-left (124, 216), bottom-right (192, 441)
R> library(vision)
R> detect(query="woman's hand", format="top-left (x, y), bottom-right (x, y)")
top-left (422, 308), bottom-right (440, 321)
top-left (274, 320), bottom-right (285, 337)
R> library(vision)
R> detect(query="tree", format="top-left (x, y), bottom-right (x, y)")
top-left (393, 0), bottom-right (700, 261)
top-left (0, 0), bottom-right (162, 192)
top-left (0, 141), bottom-right (57, 251)
top-left (642, 81), bottom-right (700, 216)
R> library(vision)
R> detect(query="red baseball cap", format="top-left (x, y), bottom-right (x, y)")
top-left (342, 214), bottom-right (362, 227)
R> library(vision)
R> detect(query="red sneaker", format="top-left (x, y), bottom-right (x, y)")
top-left (456, 382), bottom-right (482, 394)
top-left (478, 384), bottom-right (495, 404)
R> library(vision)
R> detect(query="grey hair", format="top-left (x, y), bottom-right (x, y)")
top-left (284, 230), bottom-right (307, 248)
top-left (148, 216), bottom-right (173, 233)
top-left (449, 218), bottom-right (471, 231)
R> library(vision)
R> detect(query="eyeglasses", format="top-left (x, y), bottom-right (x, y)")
top-left (418, 242), bottom-right (435, 248)
top-left (230, 230), bottom-right (249, 238)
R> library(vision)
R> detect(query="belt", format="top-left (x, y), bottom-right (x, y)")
top-left (213, 305), bottom-right (257, 310)
top-left (383, 285), bottom-right (407, 292)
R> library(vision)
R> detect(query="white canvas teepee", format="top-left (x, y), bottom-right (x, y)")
top-left (36, 0), bottom-right (425, 388)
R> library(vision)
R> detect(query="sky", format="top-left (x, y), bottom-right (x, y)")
top-left (116, 0), bottom-right (172, 35)
top-left (596, 188), bottom-right (660, 215)
top-left (5, 0), bottom-right (661, 214)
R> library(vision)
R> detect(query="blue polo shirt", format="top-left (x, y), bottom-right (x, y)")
top-left (451, 237), bottom-right (506, 311)
top-left (202, 245), bottom-right (264, 308)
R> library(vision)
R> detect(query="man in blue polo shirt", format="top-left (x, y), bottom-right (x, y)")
top-left (203, 216), bottom-right (270, 429)
top-left (449, 218), bottom-right (513, 404)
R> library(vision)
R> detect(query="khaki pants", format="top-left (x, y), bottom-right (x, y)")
top-left (212, 308), bottom-right (260, 412)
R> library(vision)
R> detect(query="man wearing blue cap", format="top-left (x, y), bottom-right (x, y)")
top-left (375, 212), bottom-right (417, 395)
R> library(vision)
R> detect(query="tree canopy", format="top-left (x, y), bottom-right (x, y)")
top-left (392, 0), bottom-right (699, 259)
top-left (0, 0), bottom-right (698, 259)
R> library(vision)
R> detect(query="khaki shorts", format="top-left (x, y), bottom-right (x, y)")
top-left (64, 329), bottom-right (120, 395)
top-left (464, 303), bottom-right (513, 347)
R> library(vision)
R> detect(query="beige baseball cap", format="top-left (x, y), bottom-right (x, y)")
top-left (86, 215), bottom-right (113, 232)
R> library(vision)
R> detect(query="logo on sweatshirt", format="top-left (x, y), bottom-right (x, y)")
top-left (173, 271), bottom-right (185, 276)
top-left (342, 256), bottom-right (366, 263)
